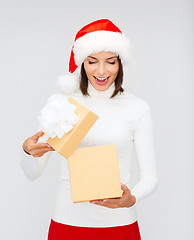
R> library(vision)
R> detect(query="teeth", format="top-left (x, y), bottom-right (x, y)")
top-left (95, 77), bottom-right (108, 81)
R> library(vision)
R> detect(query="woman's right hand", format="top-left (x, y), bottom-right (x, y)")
top-left (22, 131), bottom-right (55, 157)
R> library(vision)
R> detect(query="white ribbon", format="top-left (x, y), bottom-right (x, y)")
top-left (38, 98), bottom-right (80, 140)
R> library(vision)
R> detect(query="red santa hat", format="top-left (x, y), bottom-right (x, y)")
top-left (56, 19), bottom-right (132, 94)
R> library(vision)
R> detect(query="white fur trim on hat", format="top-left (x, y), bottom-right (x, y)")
top-left (56, 73), bottom-right (80, 94)
top-left (73, 30), bottom-right (132, 66)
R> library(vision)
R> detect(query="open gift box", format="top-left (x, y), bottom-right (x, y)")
top-left (68, 144), bottom-right (122, 203)
top-left (39, 97), bottom-right (122, 202)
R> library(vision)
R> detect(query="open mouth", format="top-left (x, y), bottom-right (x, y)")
top-left (94, 76), bottom-right (110, 85)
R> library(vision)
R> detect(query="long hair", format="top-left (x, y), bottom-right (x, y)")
top-left (80, 56), bottom-right (124, 98)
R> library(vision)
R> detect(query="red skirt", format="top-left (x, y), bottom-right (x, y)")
top-left (48, 219), bottom-right (141, 240)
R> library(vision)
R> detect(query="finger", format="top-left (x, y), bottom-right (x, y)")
top-left (32, 149), bottom-right (51, 157)
top-left (27, 145), bottom-right (53, 155)
top-left (121, 183), bottom-right (130, 193)
top-left (90, 196), bottom-right (121, 203)
top-left (27, 143), bottom-right (52, 153)
top-left (33, 152), bottom-right (46, 158)
top-left (31, 131), bottom-right (44, 142)
top-left (89, 198), bottom-right (107, 203)
top-left (30, 148), bottom-right (52, 156)
top-left (90, 197), bottom-right (121, 206)
top-left (32, 142), bottom-right (53, 150)
top-left (90, 200), bottom-right (118, 209)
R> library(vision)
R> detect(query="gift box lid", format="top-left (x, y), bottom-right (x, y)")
top-left (47, 97), bottom-right (99, 158)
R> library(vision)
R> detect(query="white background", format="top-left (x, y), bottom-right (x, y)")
top-left (0, 0), bottom-right (193, 239)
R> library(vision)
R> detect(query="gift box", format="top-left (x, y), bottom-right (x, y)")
top-left (67, 144), bottom-right (122, 203)
top-left (46, 97), bottom-right (99, 158)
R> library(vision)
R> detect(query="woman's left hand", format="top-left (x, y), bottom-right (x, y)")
top-left (89, 184), bottom-right (136, 209)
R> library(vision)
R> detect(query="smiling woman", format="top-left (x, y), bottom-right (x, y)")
top-left (21, 18), bottom-right (158, 240)
top-left (84, 52), bottom-right (119, 90)
top-left (80, 52), bottom-right (124, 97)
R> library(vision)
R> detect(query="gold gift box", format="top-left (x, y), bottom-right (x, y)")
top-left (46, 97), bottom-right (99, 158)
top-left (68, 144), bottom-right (122, 203)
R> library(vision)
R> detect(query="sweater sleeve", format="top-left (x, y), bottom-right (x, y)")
top-left (20, 148), bottom-right (52, 181)
top-left (20, 114), bottom-right (52, 181)
top-left (20, 130), bottom-right (52, 181)
top-left (20, 92), bottom-right (70, 181)
top-left (131, 101), bottom-right (158, 203)
top-left (20, 92), bottom-right (63, 181)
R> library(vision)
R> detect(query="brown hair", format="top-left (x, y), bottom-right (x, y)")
top-left (80, 56), bottom-right (124, 98)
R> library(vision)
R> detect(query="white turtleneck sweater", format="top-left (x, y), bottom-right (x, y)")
top-left (21, 82), bottom-right (158, 227)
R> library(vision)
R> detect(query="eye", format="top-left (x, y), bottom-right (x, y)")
top-left (88, 61), bottom-right (96, 64)
top-left (108, 61), bottom-right (116, 64)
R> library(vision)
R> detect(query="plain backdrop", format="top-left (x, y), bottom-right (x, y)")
top-left (0, 0), bottom-right (193, 239)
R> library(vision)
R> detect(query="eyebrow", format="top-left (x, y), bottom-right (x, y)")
top-left (87, 56), bottom-right (118, 60)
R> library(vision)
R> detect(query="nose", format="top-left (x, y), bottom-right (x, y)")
top-left (97, 62), bottom-right (106, 76)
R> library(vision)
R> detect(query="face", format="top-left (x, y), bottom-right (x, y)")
top-left (83, 51), bottom-right (119, 91)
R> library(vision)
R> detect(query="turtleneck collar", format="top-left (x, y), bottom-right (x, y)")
top-left (87, 81), bottom-right (115, 98)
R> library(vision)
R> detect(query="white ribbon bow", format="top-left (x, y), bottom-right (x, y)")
top-left (38, 98), bottom-right (79, 140)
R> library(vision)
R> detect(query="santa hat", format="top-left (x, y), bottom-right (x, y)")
top-left (56, 19), bottom-right (132, 94)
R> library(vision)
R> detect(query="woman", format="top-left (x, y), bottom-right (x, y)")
top-left (21, 19), bottom-right (158, 240)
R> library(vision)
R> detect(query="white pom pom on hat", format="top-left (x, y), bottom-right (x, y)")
top-left (56, 73), bottom-right (80, 94)
top-left (56, 19), bottom-right (132, 95)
